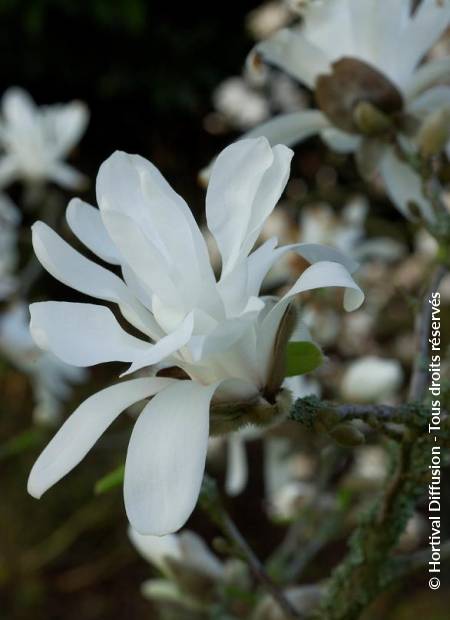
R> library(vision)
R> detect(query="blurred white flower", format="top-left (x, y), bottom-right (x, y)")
top-left (27, 137), bottom-right (363, 535)
top-left (129, 527), bottom-right (225, 611)
top-left (212, 77), bottom-right (270, 130)
top-left (341, 355), bottom-right (404, 403)
top-left (0, 87), bottom-right (89, 190)
top-left (0, 193), bottom-right (20, 299)
top-left (246, 0), bottom-right (450, 221)
top-left (0, 303), bottom-right (86, 425)
top-left (129, 527), bottom-right (224, 580)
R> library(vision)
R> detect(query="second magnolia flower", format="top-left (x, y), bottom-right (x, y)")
top-left (27, 137), bottom-right (364, 535)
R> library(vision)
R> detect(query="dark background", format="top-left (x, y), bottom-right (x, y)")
top-left (0, 0), bottom-right (261, 207)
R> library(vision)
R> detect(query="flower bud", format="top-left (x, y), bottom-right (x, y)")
top-left (329, 422), bottom-right (366, 447)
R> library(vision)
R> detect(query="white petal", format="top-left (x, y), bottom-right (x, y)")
top-left (128, 526), bottom-right (180, 571)
top-left (100, 210), bottom-right (180, 308)
top-left (398, 0), bottom-right (450, 80)
top-left (31, 221), bottom-right (154, 337)
top-left (122, 312), bottom-right (195, 376)
top-left (379, 147), bottom-right (435, 223)
top-left (2, 87), bottom-right (36, 130)
top-left (244, 110), bottom-right (329, 146)
top-left (178, 531), bottom-right (224, 578)
top-left (32, 221), bottom-right (129, 302)
top-left (28, 377), bottom-right (174, 498)
top-left (242, 144), bottom-right (294, 257)
top-left (255, 29), bottom-right (330, 88)
top-left (247, 239), bottom-right (359, 299)
top-left (225, 434), bottom-right (248, 496)
top-left (206, 138), bottom-right (273, 276)
top-left (206, 138), bottom-right (294, 276)
top-left (44, 101), bottom-right (89, 158)
top-left (408, 86), bottom-right (450, 116)
top-left (406, 57), bottom-right (450, 100)
top-left (0, 155), bottom-right (19, 188)
top-left (188, 310), bottom-right (261, 363)
top-left (320, 128), bottom-right (361, 153)
top-left (124, 380), bottom-right (216, 535)
top-left (30, 301), bottom-right (149, 367)
top-left (66, 198), bottom-right (120, 264)
top-left (257, 260), bottom-right (364, 381)
top-left (282, 260), bottom-right (364, 312)
top-left (97, 151), bottom-right (220, 315)
top-left (199, 111), bottom-right (328, 188)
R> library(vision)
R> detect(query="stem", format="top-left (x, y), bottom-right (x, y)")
top-left (289, 397), bottom-right (449, 444)
top-left (200, 475), bottom-right (304, 620)
top-left (317, 435), bottom-right (430, 620)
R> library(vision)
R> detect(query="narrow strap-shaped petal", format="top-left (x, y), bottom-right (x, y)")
top-left (32, 221), bottom-right (130, 303)
top-left (405, 57), bottom-right (450, 99)
top-left (45, 101), bottom-right (89, 158)
top-left (31, 221), bottom-right (155, 338)
top-left (121, 312), bottom-right (195, 376)
top-left (128, 526), bottom-right (181, 571)
top-left (398, 0), bottom-right (450, 81)
top-left (199, 111), bottom-right (328, 187)
top-left (28, 377), bottom-right (175, 499)
top-left (255, 28), bottom-right (330, 89)
top-left (2, 87), bottom-right (37, 131)
top-left (124, 380), bottom-right (217, 535)
top-left (30, 301), bottom-right (150, 367)
top-left (247, 238), bottom-right (359, 299)
top-left (0, 155), bottom-right (19, 188)
top-left (282, 260), bottom-right (364, 312)
top-left (408, 86), bottom-right (450, 116)
top-left (257, 261), bottom-right (364, 382)
top-left (244, 110), bottom-right (330, 147)
top-left (206, 138), bottom-right (275, 277)
top-left (66, 198), bottom-right (121, 265)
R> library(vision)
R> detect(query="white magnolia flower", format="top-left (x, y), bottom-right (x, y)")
top-left (0, 303), bottom-right (86, 425)
top-left (341, 355), bottom-right (404, 403)
top-left (0, 87), bottom-right (89, 190)
top-left (27, 137), bottom-right (363, 535)
top-left (246, 0), bottom-right (450, 221)
top-left (0, 193), bottom-right (20, 299)
top-left (129, 527), bottom-right (247, 614)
